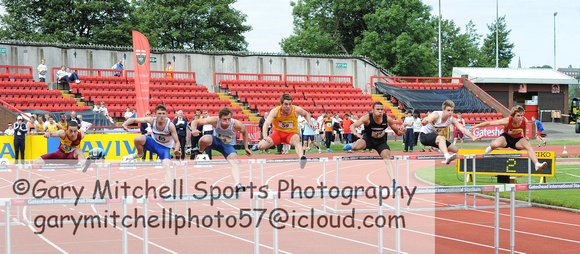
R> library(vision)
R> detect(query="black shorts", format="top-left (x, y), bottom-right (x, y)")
top-left (420, 133), bottom-right (451, 148)
top-left (362, 135), bottom-right (390, 154)
top-left (501, 133), bottom-right (523, 150)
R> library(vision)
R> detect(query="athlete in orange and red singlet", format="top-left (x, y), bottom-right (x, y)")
top-left (470, 105), bottom-right (547, 171)
top-left (252, 93), bottom-right (315, 169)
top-left (34, 121), bottom-right (92, 172)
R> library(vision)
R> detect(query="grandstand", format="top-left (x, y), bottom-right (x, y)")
top-left (1, 62), bottom-right (511, 131)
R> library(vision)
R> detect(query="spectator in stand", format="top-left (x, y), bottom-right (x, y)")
top-left (99, 102), bottom-right (113, 123)
top-left (189, 109), bottom-right (203, 159)
top-left (123, 107), bottom-right (133, 121)
top-left (452, 112), bottom-right (466, 149)
top-left (258, 111), bottom-right (271, 154)
top-left (141, 111), bottom-right (154, 161)
top-left (69, 111), bottom-right (80, 124)
top-left (403, 110), bottom-right (415, 152)
top-left (35, 115), bottom-right (45, 133)
top-left (27, 114), bottom-right (37, 134)
top-left (78, 115), bottom-right (92, 132)
top-left (44, 116), bottom-right (62, 132)
top-left (57, 66), bottom-right (81, 83)
top-left (340, 113), bottom-right (355, 150)
top-left (173, 110), bottom-right (188, 160)
top-left (201, 110), bottom-right (213, 159)
top-left (4, 123), bottom-right (14, 136)
top-left (302, 111), bottom-right (321, 153)
top-left (59, 114), bottom-right (68, 130)
top-left (323, 113), bottom-right (334, 152)
top-left (37, 58), bottom-right (47, 83)
top-left (130, 108), bottom-right (137, 118)
top-left (165, 61), bottom-right (174, 78)
top-left (13, 116), bottom-right (28, 164)
top-left (93, 103), bottom-right (101, 112)
top-left (413, 113), bottom-right (424, 152)
top-left (333, 113), bottom-right (342, 143)
top-left (112, 59), bottom-right (123, 77)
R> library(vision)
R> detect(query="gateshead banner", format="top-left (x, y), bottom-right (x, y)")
top-left (132, 31), bottom-right (150, 117)
top-left (469, 123), bottom-right (533, 139)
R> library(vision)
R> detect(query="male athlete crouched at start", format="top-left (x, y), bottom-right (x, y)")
top-left (191, 107), bottom-right (251, 191)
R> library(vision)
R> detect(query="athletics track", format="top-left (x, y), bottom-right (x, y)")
top-left (0, 146), bottom-right (579, 253)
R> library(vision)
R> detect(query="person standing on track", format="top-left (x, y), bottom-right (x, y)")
top-left (122, 104), bottom-right (182, 188)
top-left (470, 106), bottom-right (547, 171)
top-left (419, 100), bottom-right (480, 164)
top-left (252, 93), bottom-right (315, 169)
top-left (343, 102), bottom-right (406, 188)
top-left (531, 116), bottom-right (546, 147)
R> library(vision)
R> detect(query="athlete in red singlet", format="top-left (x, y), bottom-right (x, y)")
top-left (470, 105), bottom-right (547, 172)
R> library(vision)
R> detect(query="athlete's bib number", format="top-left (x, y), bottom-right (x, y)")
top-left (508, 129), bottom-right (522, 135)
top-left (326, 122), bottom-right (332, 127)
top-left (279, 121), bottom-right (293, 129)
top-left (371, 130), bottom-right (385, 138)
top-left (218, 134), bottom-right (232, 144)
top-left (61, 144), bottom-right (76, 153)
top-left (156, 135), bottom-right (170, 143)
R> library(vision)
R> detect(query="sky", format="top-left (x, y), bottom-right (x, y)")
top-left (232, 0), bottom-right (580, 69)
top-left (2, 1), bottom-right (578, 69)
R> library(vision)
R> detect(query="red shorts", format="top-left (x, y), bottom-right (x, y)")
top-left (269, 130), bottom-right (298, 145)
top-left (41, 149), bottom-right (76, 160)
top-left (536, 131), bottom-right (542, 137)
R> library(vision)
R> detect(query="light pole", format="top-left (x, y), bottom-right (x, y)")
top-left (495, 0), bottom-right (498, 68)
top-left (554, 12), bottom-right (558, 70)
top-left (438, 0), bottom-right (442, 80)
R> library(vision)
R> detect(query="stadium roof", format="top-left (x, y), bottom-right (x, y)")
top-left (452, 67), bottom-right (579, 85)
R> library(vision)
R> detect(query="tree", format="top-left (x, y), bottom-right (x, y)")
top-left (530, 65), bottom-right (553, 69)
top-left (280, 0), bottom-right (375, 55)
top-left (354, 0), bottom-right (436, 76)
top-left (133, 0), bottom-right (251, 50)
top-left (0, 0), bottom-right (135, 46)
top-left (433, 19), bottom-right (483, 77)
top-left (479, 15), bottom-right (515, 68)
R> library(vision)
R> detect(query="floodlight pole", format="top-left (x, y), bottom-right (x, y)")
top-left (438, 0), bottom-right (442, 80)
top-left (554, 12), bottom-right (558, 70)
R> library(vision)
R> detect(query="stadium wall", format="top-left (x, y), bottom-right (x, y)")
top-left (0, 41), bottom-right (388, 92)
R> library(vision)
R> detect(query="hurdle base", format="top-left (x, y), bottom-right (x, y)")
top-left (540, 176), bottom-right (547, 183)
top-left (497, 175), bottom-right (516, 183)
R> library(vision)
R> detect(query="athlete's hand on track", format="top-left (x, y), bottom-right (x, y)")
top-left (245, 148), bottom-right (252, 156)
top-left (174, 149), bottom-right (181, 157)
top-left (353, 132), bottom-right (362, 139)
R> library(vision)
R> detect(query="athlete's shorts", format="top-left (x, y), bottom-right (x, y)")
top-left (420, 133), bottom-right (452, 148)
top-left (41, 149), bottom-right (76, 160)
top-left (500, 133), bottom-right (523, 150)
top-left (454, 129), bottom-right (464, 139)
top-left (362, 135), bottom-right (390, 155)
top-left (209, 135), bottom-right (237, 158)
top-left (269, 130), bottom-right (298, 145)
top-left (144, 135), bottom-right (171, 160)
top-left (535, 131), bottom-right (542, 137)
top-left (303, 135), bottom-right (314, 141)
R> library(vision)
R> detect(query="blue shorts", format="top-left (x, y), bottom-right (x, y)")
top-left (144, 135), bottom-right (172, 160)
top-left (303, 135), bottom-right (314, 141)
top-left (209, 135), bottom-right (237, 158)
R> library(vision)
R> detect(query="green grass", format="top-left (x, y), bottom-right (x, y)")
top-left (416, 164), bottom-right (580, 210)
